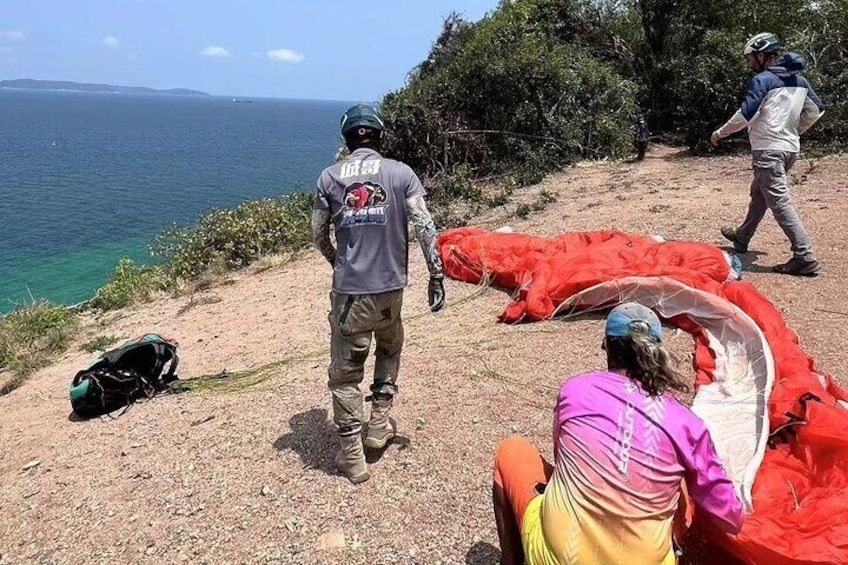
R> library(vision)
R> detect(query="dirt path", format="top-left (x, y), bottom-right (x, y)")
top-left (1, 145), bottom-right (846, 564)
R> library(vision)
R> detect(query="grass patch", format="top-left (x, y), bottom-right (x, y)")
top-left (513, 189), bottom-right (558, 219)
top-left (536, 189), bottom-right (557, 208)
top-left (90, 258), bottom-right (169, 311)
top-left (514, 203), bottom-right (532, 219)
top-left (152, 193), bottom-right (313, 283)
top-left (252, 252), bottom-right (296, 274)
top-left (80, 335), bottom-right (118, 354)
top-left (486, 190), bottom-right (511, 208)
top-left (0, 301), bottom-right (77, 395)
top-left (90, 193), bottom-right (313, 313)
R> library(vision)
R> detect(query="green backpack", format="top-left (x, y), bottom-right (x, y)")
top-left (70, 333), bottom-right (179, 418)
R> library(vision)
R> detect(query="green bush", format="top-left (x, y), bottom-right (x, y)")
top-left (89, 192), bottom-right (314, 311)
top-left (788, 2), bottom-right (848, 148)
top-left (669, 30), bottom-right (748, 152)
top-left (151, 193), bottom-right (313, 283)
top-left (384, 0), bottom-right (848, 165)
top-left (0, 301), bottom-right (76, 394)
top-left (90, 258), bottom-right (170, 311)
top-left (436, 165), bottom-right (482, 201)
top-left (381, 0), bottom-right (638, 202)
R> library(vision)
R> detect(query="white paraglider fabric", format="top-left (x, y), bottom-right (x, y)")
top-left (553, 276), bottom-right (774, 510)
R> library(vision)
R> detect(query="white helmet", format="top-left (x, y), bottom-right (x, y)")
top-left (743, 33), bottom-right (780, 55)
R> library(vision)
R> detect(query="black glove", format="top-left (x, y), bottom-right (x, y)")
top-left (428, 276), bottom-right (445, 312)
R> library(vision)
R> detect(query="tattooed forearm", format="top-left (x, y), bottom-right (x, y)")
top-left (406, 194), bottom-right (444, 278)
top-left (311, 208), bottom-right (336, 265)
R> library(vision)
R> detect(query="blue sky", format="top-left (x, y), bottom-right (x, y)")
top-left (0, 1), bottom-right (496, 100)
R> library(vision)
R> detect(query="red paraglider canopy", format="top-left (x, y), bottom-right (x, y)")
top-left (438, 227), bottom-right (848, 564)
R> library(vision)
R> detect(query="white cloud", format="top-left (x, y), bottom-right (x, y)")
top-left (102, 35), bottom-right (120, 49)
top-left (0, 30), bottom-right (25, 42)
top-left (267, 48), bottom-right (303, 64)
top-left (199, 45), bottom-right (230, 58)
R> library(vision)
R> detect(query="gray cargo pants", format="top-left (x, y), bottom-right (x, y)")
top-left (327, 289), bottom-right (404, 436)
top-left (736, 150), bottom-right (816, 262)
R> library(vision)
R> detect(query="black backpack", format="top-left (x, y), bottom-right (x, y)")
top-left (69, 333), bottom-right (179, 418)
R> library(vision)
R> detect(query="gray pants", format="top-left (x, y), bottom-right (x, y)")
top-left (736, 150), bottom-right (816, 262)
top-left (327, 289), bottom-right (404, 436)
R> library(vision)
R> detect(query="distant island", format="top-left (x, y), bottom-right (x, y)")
top-left (0, 79), bottom-right (209, 97)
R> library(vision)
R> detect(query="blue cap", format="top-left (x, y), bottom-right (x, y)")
top-left (605, 302), bottom-right (662, 342)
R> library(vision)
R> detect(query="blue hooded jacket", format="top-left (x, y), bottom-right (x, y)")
top-left (716, 52), bottom-right (825, 151)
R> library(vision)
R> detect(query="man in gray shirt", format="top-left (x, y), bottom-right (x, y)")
top-left (312, 103), bottom-right (445, 484)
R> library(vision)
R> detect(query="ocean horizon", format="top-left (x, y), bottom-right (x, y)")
top-left (0, 89), bottom-right (350, 313)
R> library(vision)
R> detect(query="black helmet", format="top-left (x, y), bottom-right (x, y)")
top-left (340, 104), bottom-right (384, 137)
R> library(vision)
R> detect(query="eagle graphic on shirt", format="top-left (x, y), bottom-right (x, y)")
top-left (341, 181), bottom-right (388, 227)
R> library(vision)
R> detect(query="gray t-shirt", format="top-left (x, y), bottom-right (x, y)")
top-left (314, 147), bottom-right (426, 294)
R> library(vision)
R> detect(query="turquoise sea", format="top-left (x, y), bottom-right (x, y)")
top-left (0, 89), bottom-right (348, 312)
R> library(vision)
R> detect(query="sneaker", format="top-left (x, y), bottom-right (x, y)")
top-left (772, 258), bottom-right (821, 277)
top-left (720, 227), bottom-right (749, 254)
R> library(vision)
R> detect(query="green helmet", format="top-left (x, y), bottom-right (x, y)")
top-left (340, 104), bottom-right (384, 137)
top-left (743, 33), bottom-right (780, 55)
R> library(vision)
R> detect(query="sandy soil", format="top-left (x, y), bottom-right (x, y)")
top-left (1, 145), bottom-right (846, 565)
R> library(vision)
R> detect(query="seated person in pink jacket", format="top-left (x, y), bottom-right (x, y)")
top-left (492, 302), bottom-right (744, 565)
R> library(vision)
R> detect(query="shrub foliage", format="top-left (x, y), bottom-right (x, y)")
top-left (382, 0), bottom-right (848, 184)
top-left (0, 301), bottom-right (76, 394)
top-left (382, 1), bottom-right (639, 202)
top-left (90, 258), bottom-right (169, 311)
top-left (151, 193), bottom-right (313, 283)
top-left (88, 193), bottom-right (313, 311)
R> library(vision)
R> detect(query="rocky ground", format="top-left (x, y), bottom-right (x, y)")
top-left (1, 145), bottom-right (846, 564)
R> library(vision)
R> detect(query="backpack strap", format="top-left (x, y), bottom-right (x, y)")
top-left (159, 343), bottom-right (179, 382)
top-left (149, 342), bottom-right (179, 388)
top-left (164, 348), bottom-right (179, 382)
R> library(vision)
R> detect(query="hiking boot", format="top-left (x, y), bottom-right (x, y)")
top-left (335, 434), bottom-right (370, 484)
top-left (364, 418), bottom-right (396, 450)
top-left (721, 227), bottom-right (749, 254)
top-left (364, 396), bottom-right (396, 450)
top-left (772, 258), bottom-right (821, 277)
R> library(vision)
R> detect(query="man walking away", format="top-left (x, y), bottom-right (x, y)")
top-left (312, 103), bottom-right (446, 484)
top-left (711, 32), bottom-right (825, 276)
